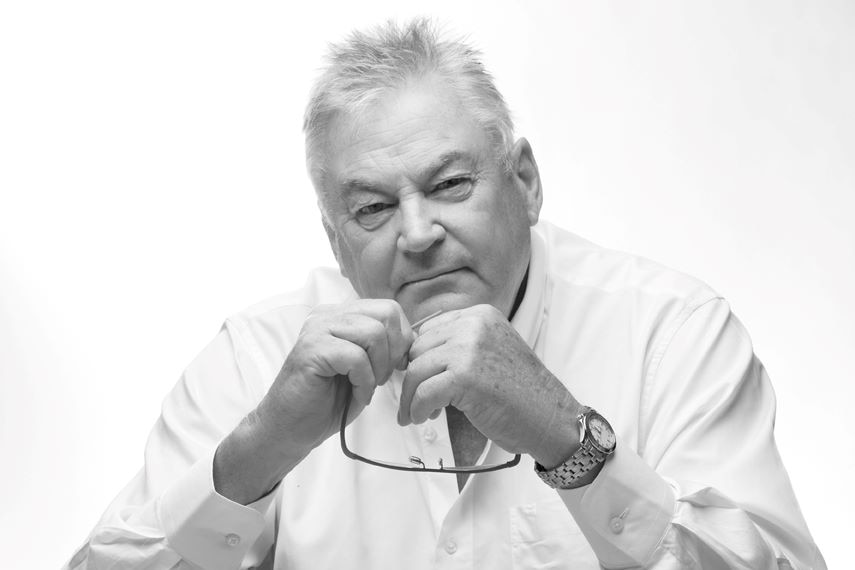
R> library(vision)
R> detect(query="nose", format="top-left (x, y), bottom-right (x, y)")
top-left (396, 195), bottom-right (446, 253)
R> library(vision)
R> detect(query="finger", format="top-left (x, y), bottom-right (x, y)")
top-left (346, 298), bottom-right (404, 321)
top-left (328, 314), bottom-right (391, 388)
top-left (320, 337), bottom-right (376, 407)
top-left (409, 371), bottom-right (456, 424)
top-left (408, 324), bottom-right (450, 361)
top-left (414, 308), bottom-right (460, 335)
top-left (410, 309), bottom-right (443, 331)
top-left (399, 348), bottom-right (449, 425)
top-left (384, 303), bottom-right (414, 376)
top-left (341, 300), bottom-right (412, 381)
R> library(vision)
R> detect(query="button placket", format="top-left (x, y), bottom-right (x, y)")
top-left (406, 413), bottom-right (458, 530)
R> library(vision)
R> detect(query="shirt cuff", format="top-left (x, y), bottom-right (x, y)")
top-left (556, 444), bottom-right (675, 569)
top-left (158, 446), bottom-right (276, 570)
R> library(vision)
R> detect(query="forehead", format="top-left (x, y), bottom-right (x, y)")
top-left (320, 80), bottom-right (493, 190)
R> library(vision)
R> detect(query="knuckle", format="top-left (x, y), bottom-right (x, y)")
top-left (473, 303), bottom-right (496, 318)
top-left (343, 342), bottom-right (366, 364)
top-left (406, 353), bottom-right (425, 376)
top-left (407, 336), bottom-right (423, 358)
top-left (453, 352), bottom-right (476, 378)
top-left (474, 303), bottom-right (503, 326)
top-left (301, 313), bottom-right (320, 331)
top-left (365, 319), bottom-right (386, 339)
top-left (295, 329), bottom-right (320, 350)
top-left (379, 298), bottom-right (399, 317)
top-left (361, 298), bottom-right (397, 320)
top-left (447, 368), bottom-right (463, 391)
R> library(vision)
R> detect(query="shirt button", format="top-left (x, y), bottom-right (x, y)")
top-left (609, 517), bottom-right (624, 534)
top-left (445, 539), bottom-right (458, 554)
top-left (225, 533), bottom-right (241, 547)
top-left (424, 427), bottom-right (437, 443)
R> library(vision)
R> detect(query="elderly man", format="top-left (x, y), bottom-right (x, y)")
top-left (66, 19), bottom-right (824, 570)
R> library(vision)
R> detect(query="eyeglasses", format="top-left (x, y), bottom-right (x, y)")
top-left (338, 310), bottom-right (521, 474)
top-left (339, 385), bottom-right (521, 473)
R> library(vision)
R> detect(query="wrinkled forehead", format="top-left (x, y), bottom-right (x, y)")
top-left (314, 82), bottom-right (494, 193)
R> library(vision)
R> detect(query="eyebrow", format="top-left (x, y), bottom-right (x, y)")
top-left (339, 150), bottom-right (475, 195)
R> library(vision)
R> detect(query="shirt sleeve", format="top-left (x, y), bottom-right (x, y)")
top-left (557, 298), bottom-right (826, 570)
top-left (63, 322), bottom-right (278, 570)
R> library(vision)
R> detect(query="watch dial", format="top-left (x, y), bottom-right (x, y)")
top-left (589, 417), bottom-right (616, 449)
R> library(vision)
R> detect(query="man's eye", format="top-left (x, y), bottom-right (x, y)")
top-left (357, 203), bottom-right (391, 216)
top-left (433, 177), bottom-right (470, 193)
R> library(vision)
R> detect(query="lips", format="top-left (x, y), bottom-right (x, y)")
top-left (402, 267), bottom-right (465, 287)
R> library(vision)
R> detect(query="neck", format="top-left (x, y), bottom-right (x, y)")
top-left (508, 265), bottom-right (530, 321)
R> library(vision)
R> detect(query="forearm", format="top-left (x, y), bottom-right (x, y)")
top-left (213, 406), bottom-right (311, 505)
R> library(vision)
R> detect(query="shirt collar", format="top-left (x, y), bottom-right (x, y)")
top-left (510, 225), bottom-right (547, 350)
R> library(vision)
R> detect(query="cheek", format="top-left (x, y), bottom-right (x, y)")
top-left (471, 193), bottom-right (530, 261)
top-left (346, 234), bottom-right (397, 296)
top-left (497, 193), bottom-right (533, 250)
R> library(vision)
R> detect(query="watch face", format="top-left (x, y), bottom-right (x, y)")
top-left (588, 415), bottom-right (616, 451)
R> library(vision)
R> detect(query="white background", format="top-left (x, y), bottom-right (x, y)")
top-left (1, 1), bottom-right (852, 568)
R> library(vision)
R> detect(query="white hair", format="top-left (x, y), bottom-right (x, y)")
top-left (303, 18), bottom-right (515, 188)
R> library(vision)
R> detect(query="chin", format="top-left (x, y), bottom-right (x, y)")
top-left (401, 291), bottom-right (502, 324)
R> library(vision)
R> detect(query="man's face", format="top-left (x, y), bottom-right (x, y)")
top-left (316, 78), bottom-right (541, 323)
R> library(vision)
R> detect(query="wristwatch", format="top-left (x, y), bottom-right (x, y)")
top-left (535, 406), bottom-right (616, 489)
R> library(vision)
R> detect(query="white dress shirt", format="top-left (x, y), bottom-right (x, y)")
top-left (65, 220), bottom-right (825, 569)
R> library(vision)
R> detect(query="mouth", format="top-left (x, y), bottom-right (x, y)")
top-left (402, 267), bottom-right (466, 287)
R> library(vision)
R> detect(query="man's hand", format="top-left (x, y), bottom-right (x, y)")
top-left (261, 299), bottom-right (413, 449)
top-left (399, 304), bottom-right (582, 468)
top-left (214, 299), bottom-right (413, 504)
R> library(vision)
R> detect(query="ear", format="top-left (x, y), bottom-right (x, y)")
top-left (319, 202), bottom-right (349, 279)
top-left (508, 137), bottom-right (543, 226)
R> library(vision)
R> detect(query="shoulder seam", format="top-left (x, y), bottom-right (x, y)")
top-left (637, 294), bottom-right (725, 455)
